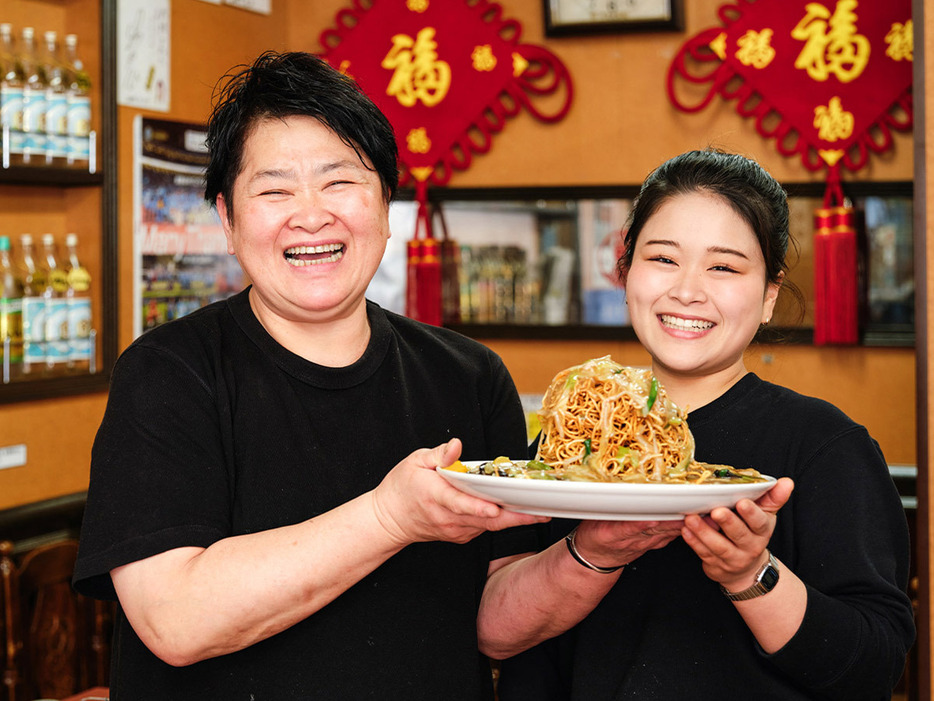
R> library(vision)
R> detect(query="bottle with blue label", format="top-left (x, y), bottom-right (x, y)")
top-left (19, 233), bottom-right (46, 376)
top-left (64, 34), bottom-right (91, 169)
top-left (19, 27), bottom-right (47, 166)
top-left (43, 31), bottom-right (68, 167)
top-left (40, 233), bottom-right (69, 375)
top-left (0, 23), bottom-right (25, 167)
top-left (64, 232), bottom-right (92, 372)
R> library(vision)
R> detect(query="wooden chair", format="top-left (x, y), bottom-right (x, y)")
top-left (2, 540), bottom-right (21, 701)
top-left (0, 539), bottom-right (113, 701)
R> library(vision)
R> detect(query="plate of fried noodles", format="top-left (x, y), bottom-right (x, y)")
top-left (436, 357), bottom-right (776, 520)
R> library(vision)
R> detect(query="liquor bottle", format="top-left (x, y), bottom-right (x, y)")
top-left (19, 233), bottom-right (46, 376)
top-left (0, 235), bottom-right (24, 381)
top-left (19, 27), bottom-right (47, 166)
top-left (64, 34), bottom-right (91, 169)
top-left (42, 31), bottom-right (68, 167)
top-left (40, 233), bottom-right (69, 374)
top-left (64, 232), bottom-right (92, 372)
top-left (0, 23), bottom-right (25, 167)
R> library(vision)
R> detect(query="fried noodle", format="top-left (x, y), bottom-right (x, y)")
top-left (534, 356), bottom-right (764, 484)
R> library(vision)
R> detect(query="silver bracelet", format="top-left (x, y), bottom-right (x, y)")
top-left (564, 527), bottom-right (625, 574)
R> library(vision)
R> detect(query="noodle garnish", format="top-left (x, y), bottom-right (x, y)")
top-left (456, 357), bottom-right (766, 484)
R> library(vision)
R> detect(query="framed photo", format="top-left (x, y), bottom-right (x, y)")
top-left (543, 0), bottom-right (684, 36)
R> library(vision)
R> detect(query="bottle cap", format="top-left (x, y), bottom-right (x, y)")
top-left (65, 233), bottom-right (78, 246)
top-left (20, 233), bottom-right (33, 245)
top-left (22, 27), bottom-right (34, 40)
top-left (0, 236), bottom-right (10, 251)
top-left (42, 233), bottom-right (55, 245)
top-left (45, 30), bottom-right (57, 42)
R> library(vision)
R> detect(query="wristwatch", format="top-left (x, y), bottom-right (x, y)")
top-left (719, 551), bottom-right (780, 601)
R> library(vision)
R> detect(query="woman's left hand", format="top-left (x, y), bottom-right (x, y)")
top-left (681, 477), bottom-right (794, 592)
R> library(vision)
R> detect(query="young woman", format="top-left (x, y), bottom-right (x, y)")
top-left (491, 150), bottom-right (915, 700)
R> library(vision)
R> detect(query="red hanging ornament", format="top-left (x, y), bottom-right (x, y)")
top-left (667, 0), bottom-right (912, 345)
top-left (406, 181), bottom-right (443, 326)
top-left (813, 167), bottom-right (858, 344)
top-left (319, 0), bottom-right (572, 326)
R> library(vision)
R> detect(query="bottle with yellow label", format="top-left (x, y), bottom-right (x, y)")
top-left (19, 233), bottom-right (46, 376)
top-left (64, 232), bottom-right (92, 372)
top-left (40, 233), bottom-right (69, 374)
top-left (0, 236), bottom-right (24, 382)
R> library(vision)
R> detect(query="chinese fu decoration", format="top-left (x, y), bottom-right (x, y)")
top-left (667, 0), bottom-right (912, 344)
top-left (320, 0), bottom-right (572, 326)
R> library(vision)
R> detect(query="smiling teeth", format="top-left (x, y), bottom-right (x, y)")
top-left (661, 315), bottom-right (714, 331)
top-left (284, 243), bottom-right (344, 266)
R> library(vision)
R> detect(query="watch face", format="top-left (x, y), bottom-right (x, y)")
top-left (759, 565), bottom-right (780, 591)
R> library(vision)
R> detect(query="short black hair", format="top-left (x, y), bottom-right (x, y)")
top-left (204, 51), bottom-right (399, 218)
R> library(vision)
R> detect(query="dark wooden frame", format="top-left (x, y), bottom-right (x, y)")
top-left (910, 1), bottom-right (929, 699)
top-left (542, 0), bottom-right (684, 37)
top-left (396, 181), bottom-right (916, 348)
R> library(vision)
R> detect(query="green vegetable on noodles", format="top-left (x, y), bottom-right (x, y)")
top-left (713, 468), bottom-right (759, 482)
top-left (644, 376), bottom-right (659, 414)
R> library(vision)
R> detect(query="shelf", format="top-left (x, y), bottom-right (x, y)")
top-left (0, 373), bottom-right (111, 404)
top-left (0, 0), bottom-right (118, 405)
top-left (449, 324), bottom-right (914, 347)
top-left (0, 166), bottom-right (103, 187)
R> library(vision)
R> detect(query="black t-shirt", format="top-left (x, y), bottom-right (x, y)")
top-left (499, 373), bottom-right (915, 701)
top-left (74, 290), bottom-right (536, 700)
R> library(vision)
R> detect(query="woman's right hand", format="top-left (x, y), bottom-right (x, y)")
top-left (570, 518), bottom-right (684, 571)
top-left (370, 438), bottom-right (546, 547)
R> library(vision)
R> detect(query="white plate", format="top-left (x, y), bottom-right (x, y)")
top-left (436, 461), bottom-right (777, 520)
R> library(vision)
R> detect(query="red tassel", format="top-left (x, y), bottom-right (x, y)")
top-left (405, 181), bottom-right (443, 326)
top-left (418, 237), bottom-right (443, 327)
top-left (813, 201), bottom-right (859, 345)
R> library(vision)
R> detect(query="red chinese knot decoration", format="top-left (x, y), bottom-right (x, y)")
top-left (319, 0), bottom-right (573, 325)
top-left (667, 0), bottom-right (912, 345)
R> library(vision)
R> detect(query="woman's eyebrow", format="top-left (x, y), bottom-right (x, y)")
top-left (248, 168), bottom-right (295, 183)
top-left (248, 160), bottom-right (363, 183)
top-left (642, 238), bottom-right (680, 248)
top-left (708, 245), bottom-right (750, 259)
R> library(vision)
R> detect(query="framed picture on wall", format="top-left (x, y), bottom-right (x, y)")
top-left (543, 0), bottom-right (684, 36)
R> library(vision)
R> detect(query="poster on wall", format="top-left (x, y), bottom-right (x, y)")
top-left (117, 0), bottom-right (171, 111)
top-left (133, 116), bottom-right (245, 337)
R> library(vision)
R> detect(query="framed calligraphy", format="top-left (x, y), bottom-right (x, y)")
top-left (543, 0), bottom-right (684, 37)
